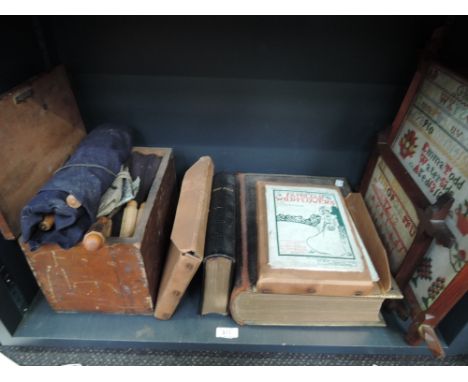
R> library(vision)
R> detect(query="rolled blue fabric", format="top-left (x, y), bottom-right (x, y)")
top-left (21, 124), bottom-right (132, 250)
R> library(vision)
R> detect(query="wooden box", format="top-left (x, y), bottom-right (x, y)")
top-left (0, 66), bottom-right (176, 315)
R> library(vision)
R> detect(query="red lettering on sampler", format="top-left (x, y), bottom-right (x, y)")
top-left (388, 232), bottom-right (406, 254)
top-left (422, 142), bottom-right (430, 153)
top-left (444, 163), bottom-right (453, 175)
top-left (383, 199), bottom-right (392, 214)
top-left (419, 152), bottom-right (429, 165)
top-left (440, 177), bottom-right (448, 189)
top-left (402, 215), bottom-right (417, 237)
top-left (402, 215), bottom-right (411, 229)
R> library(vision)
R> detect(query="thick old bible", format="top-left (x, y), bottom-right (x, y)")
top-left (200, 172), bottom-right (237, 316)
top-left (229, 173), bottom-right (401, 326)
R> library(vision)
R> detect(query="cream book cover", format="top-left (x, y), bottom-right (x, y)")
top-left (265, 184), bottom-right (365, 272)
top-left (257, 181), bottom-right (378, 296)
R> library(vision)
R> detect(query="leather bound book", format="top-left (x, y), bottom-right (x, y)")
top-left (229, 173), bottom-right (401, 326)
top-left (201, 172), bottom-right (236, 315)
top-left (154, 156), bottom-right (214, 320)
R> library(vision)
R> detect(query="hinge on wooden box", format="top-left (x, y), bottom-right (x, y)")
top-left (13, 87), bottom-right (33, 104)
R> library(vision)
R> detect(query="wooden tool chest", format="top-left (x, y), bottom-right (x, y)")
top-left (0, 66), bottom-right (177, 314)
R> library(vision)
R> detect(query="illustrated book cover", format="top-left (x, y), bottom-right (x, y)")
top-left (256, 181), bottom-right (378, 296)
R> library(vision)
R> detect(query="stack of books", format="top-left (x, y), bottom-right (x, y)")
top-left (203, 172), bottom-right (401, 326)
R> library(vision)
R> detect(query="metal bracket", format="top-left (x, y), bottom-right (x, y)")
top-left (13, 87), bottom-right (33, 104)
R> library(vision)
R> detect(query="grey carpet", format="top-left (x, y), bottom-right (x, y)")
top-left (1, 346), bottom-right (467, 365)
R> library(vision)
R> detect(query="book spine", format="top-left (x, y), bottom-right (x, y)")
top-left (201, 173), bottom-right (237, 315)
top-left (229, 174), bottom-right (253, 324)
top-left (204, 172), bottom-right (237, 261)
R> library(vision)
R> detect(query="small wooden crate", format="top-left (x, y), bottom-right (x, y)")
top-left (0, 66), bottom-right (176, 314)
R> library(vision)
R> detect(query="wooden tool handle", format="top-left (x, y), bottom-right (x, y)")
top-left (66, 194), bottom-right (82, 209)
top-left (136, 202), bottom-right (146, 227)
top-left (83, 217), bottom-right (112, 251)
top-left (39, 214), bottom-right (55, 231)
top-left (120, 200), bottom-right (138, 238)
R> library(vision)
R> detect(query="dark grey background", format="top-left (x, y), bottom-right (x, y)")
top-left (48, 16), bottom-right (442, 187)
top-left (3, 16), bottom-right (451, 187)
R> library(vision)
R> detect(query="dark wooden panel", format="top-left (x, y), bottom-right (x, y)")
top-left (0, 66), bottom-right (86, 239)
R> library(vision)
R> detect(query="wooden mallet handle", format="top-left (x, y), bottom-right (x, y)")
top-left (83, 217), bottom-right (112, 251)
top-left (39, 214), bottom-right (55, 231)
top-left (136, 202), bottom-right (146, 227)
top-left (120, 200), bottom-right (138, 238)
top-left (66, 194), bottom-right (82, 209)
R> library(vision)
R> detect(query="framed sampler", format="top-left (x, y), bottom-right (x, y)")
top-left (360, 62), bottom-right (468, 357)
top-left (363, 156), bottom-right (420, 274)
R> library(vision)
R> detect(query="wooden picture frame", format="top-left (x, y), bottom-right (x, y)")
top-left (360, 62), bottom-right (468, 358)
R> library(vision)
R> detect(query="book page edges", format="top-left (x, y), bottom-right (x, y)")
top-left (231, 291), bottom-right (386, 326)
top-left (201, 257), bottom-right (233, 315)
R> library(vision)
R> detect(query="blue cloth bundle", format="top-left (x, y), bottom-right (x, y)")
top-left (21, 124), bottom-right (132, 250)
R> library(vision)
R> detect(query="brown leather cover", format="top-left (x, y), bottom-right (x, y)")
top-left (256, 181), bottom-right (375, 297)
top-left (154, 156), bottom-right (214, 319)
